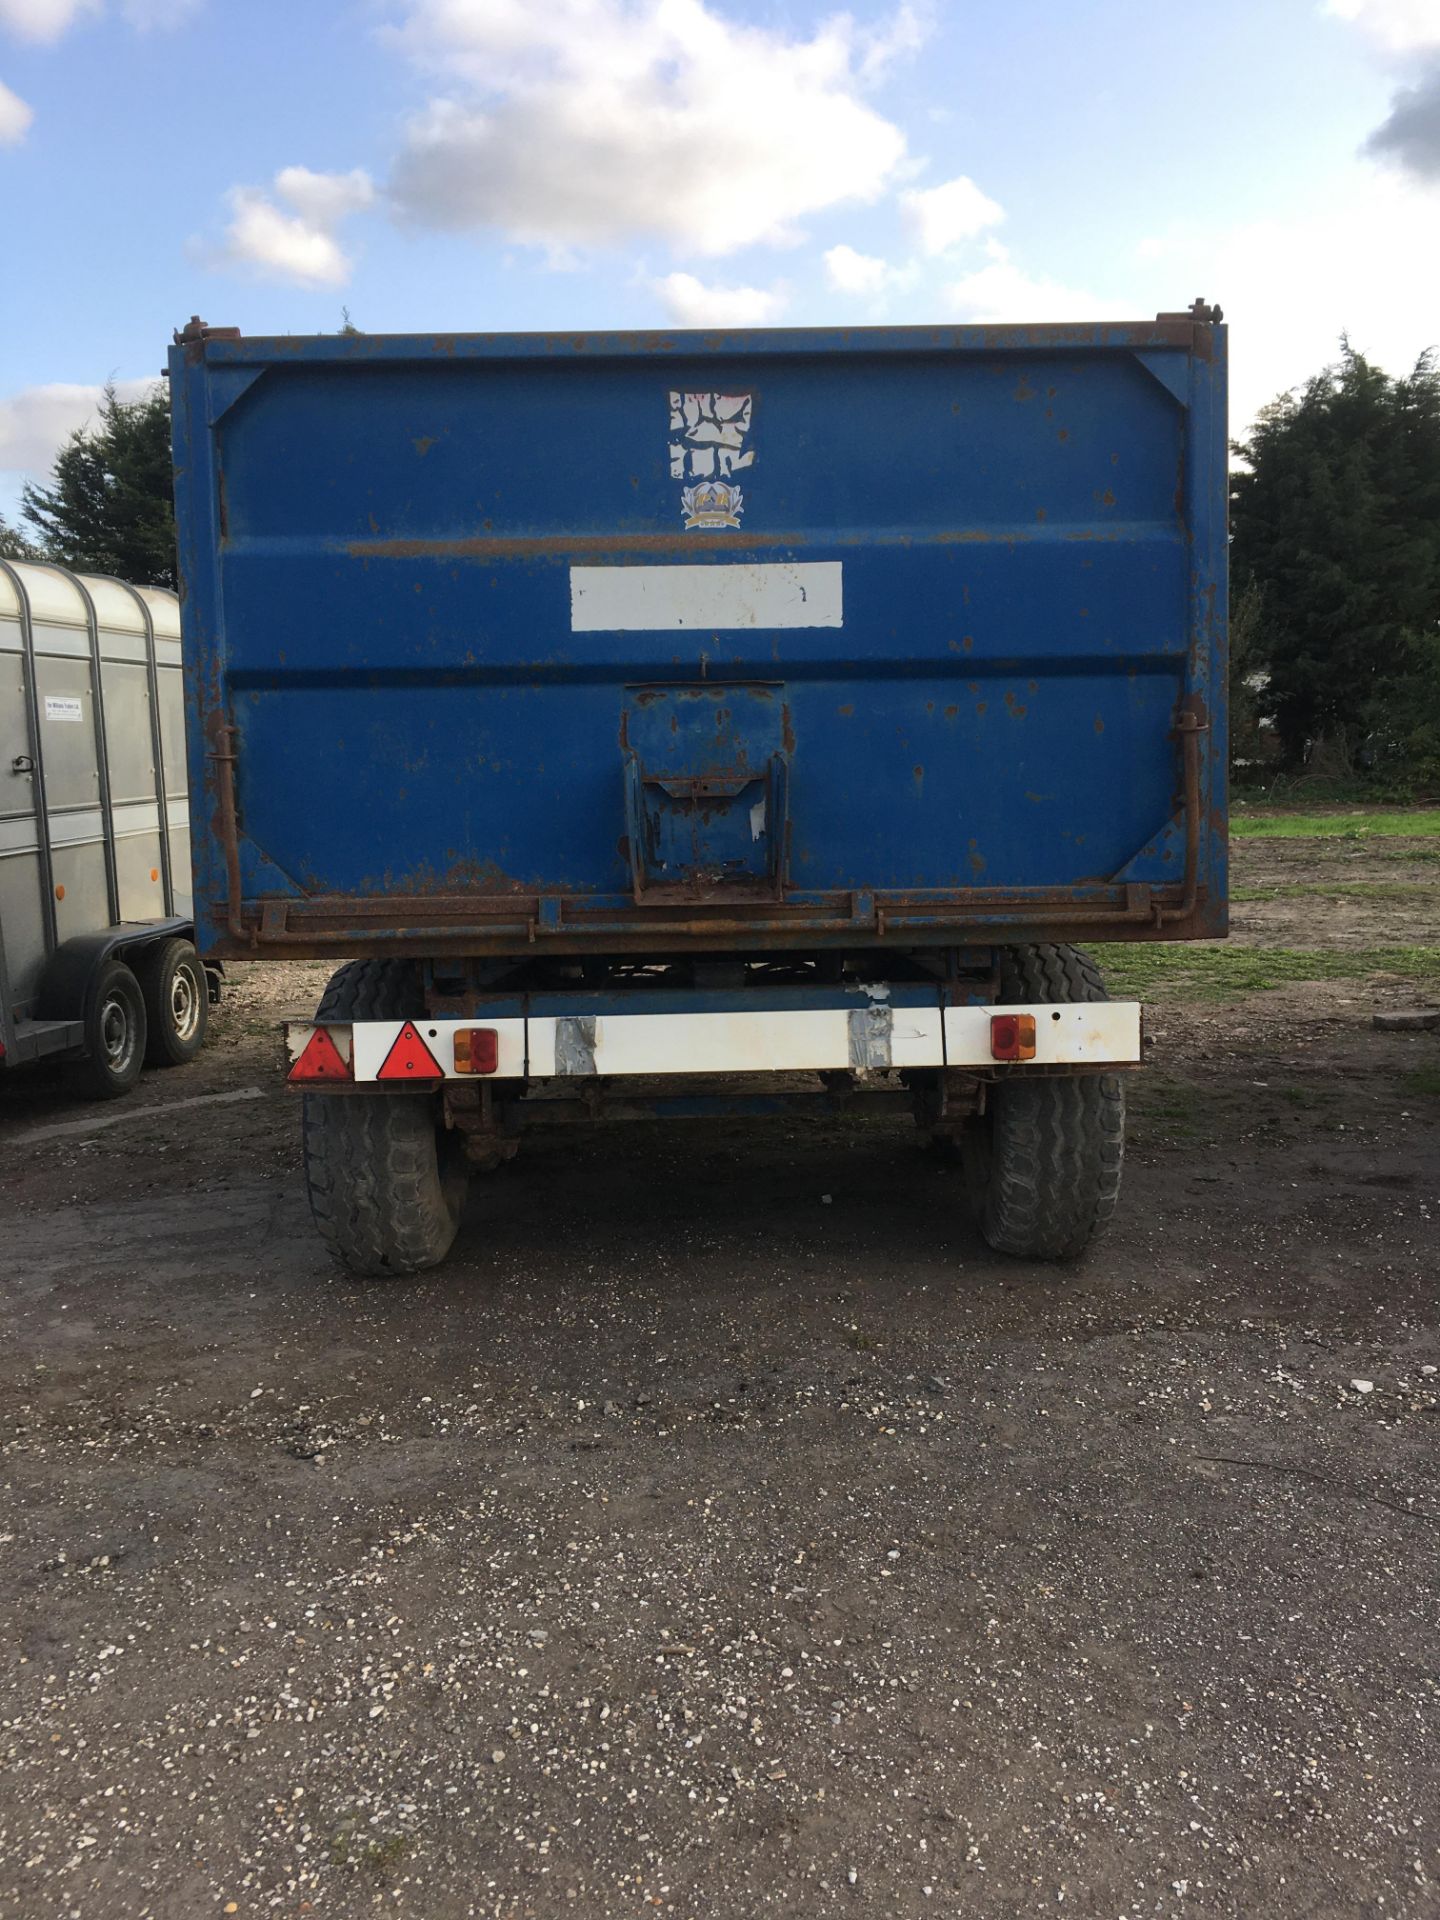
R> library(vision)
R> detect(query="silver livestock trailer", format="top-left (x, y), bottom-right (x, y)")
top-left (0, 558), bottom-right (212, 1097)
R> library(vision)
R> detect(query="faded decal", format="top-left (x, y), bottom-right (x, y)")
top-left (555, 1014), bottom-right (599, 1076)
top-left (669, 392), bottom-right (753, 530)
top-left (848, 1005), bottom-right (894, 1074)
top-left (570, 562), bottom-right (842, 632)
top-left (680, 480), bottom-right (743, 530)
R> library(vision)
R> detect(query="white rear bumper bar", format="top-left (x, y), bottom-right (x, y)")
top-left (285, 1002), bottom-right (1142, 1083)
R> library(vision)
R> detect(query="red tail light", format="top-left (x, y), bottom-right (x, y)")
top-left (990, 1013), bottom-right (1037, 1062)
top-left (453, 1027), bottom-right (499, 1075)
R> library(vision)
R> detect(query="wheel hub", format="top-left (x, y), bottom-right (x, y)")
top-left (170, 965), bottom-right (199, 1042)
top-left (101, 994), bottom-right (135, 1071)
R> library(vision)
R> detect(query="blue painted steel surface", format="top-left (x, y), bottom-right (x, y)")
top-left (169, 318), bottom-right (1227, 958)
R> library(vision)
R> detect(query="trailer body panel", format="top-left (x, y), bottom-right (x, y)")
top-left (169, 318), bottom-right (1228, 958)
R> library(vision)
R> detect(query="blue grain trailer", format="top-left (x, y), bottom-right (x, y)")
top-left (169, 306), bottom-right (1227, 1275)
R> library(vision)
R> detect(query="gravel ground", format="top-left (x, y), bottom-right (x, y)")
top-left (2, 842), bottom-right (1438, 1920)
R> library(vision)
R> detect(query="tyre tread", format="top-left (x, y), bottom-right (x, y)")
top-left (301, 961), bottom-right (466, 1277)
top-left (65, 958), bottom-right (148, 1101)
top-left (980, 943), bottom-right (1125, 1261)
top-left (137, 937), bottom-right (208, 1067)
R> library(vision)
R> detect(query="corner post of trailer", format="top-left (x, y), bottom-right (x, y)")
top-left (0, 557), bottom-right (59, 953)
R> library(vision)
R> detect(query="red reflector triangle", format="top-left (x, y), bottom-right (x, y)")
top-left (377, 1019), bottom-right (443, 1082)
top-left (288, 1025), bottom-right (351, 1083)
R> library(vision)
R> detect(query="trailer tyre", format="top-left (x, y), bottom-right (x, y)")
top-left (66, 958), bottom-right (148, 1100)
top-left (301, 960), bottom-right (469, 1278)
top-left (968, 944), bottom-right (1125, 1261)
top-left (137, 938), bottom-right (208, 1066)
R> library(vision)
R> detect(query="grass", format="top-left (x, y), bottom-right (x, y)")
top-left (1401, 1067), bottom-right (1440, 1098)
top-left (1278, 1083), bottom-right (1332, 1109)
top-left (1232, 772), bottom-right (1434, 807)
top-left (1092, 942), bottom-right (1440, 1003)
top-left (1369, 844), bottom-right (1440, 864)
top-left (1127, 1081), bottom-right (1207, 1139)
top-left (1230, 807), bottom-right (1440, 839)
top-left (1231, 881), bottom-right (1439, 902)
top-left (327, 1820), bottom-right (411, 1873)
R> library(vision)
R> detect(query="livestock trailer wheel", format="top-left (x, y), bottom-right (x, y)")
top-left (66, 958), bottom-right (148, 1100)
top-left (300, 959), bottom-right (470, 1277)
top-left (138, 938), bottom-right (209, 1066)
top-left (967, 944), bottom-right (1126, 1261)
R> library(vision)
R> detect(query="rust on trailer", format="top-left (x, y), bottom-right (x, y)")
top-left (173, 315), bottom-right (241, 368)
top-left (201, 679), bottom-right (248, 946)
top-left (202, 873), bottom-right (1217, 964)
top-left (1158, 696), bottom-right (1209, 926)
top-left (202, 682), bottom-right (1218, 954)
top-left (442, 1083), bottom-right (519, 1170)
top-left (342, 526), bottom-right (1061, 562)
top-left (350, 529), bottom-right (811, 561)
top-left (172, 312), bottom-right (1229, 969)
top-left (207, 316), bottom-right (1213, 365)
top-left (360, 853), bottom-right (535, 899)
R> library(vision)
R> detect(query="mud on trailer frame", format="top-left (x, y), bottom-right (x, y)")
top-left (169, 308), bottom-right (1227, 1276)
top-left (0, 560), bottom-right (215, 1098)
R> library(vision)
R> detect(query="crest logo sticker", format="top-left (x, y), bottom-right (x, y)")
top-left (669, 392), bottom-right (753, 529)
top-left (681, 480), bottom-right (744, 530)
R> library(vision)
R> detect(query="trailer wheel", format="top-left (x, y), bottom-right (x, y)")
top-left (301, 960), bottom-right (469, 1277)
top-left (137, 938), bottom-right (208, 1066)
top-left (967, 944), bottom-right (1125, 1261)
top-left (66, 958), bottom-right (148, 1100)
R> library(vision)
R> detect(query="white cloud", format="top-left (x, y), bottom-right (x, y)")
top-left (0, 0), bottom-right (196, 144)
top-left (386, 0), bottom-right (916, 257)
top-left (219, 166), bottom-right (375, 287)
top-left (0, 0), bottom-right (195, 34)
top-left (943, 242), bottom-right (1109, 324)
top-left (0, 379), bottom-right (158, 485)
top-left (1136, 171), bottom-right (1440, 431)
top-left (823, 243), bottom-right (895, 295)
top-left (272, 164), bottom-right (376, 230)
top-left (855, 2), bottom-right (929, 81)
top-left (1325, 0), bottom-right (1440, 52)
top-left (0, 0), bottom-right (97, 42)
top-left (900, 174), bottom-right (1004, 256)
top-left (653, 270), bottom-right (786, 327)
top-left (120, 0), bottom-right (200, 25)
top-left (0, 74), bottom-right (33, 142)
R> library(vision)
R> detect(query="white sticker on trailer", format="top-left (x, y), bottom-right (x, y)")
top-left (44, 694), bottom-right (84, 723)
top-left (570, 562), bottom-right (842, 632)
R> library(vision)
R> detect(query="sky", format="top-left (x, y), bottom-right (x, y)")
top-left (2, 0), bottom-right (1439, 523)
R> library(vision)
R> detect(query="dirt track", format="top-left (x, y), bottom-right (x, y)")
top-left (2, 836), bottom-right (1438, 1919)
top-left (1228, 832), bottom-right (1440, 947)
